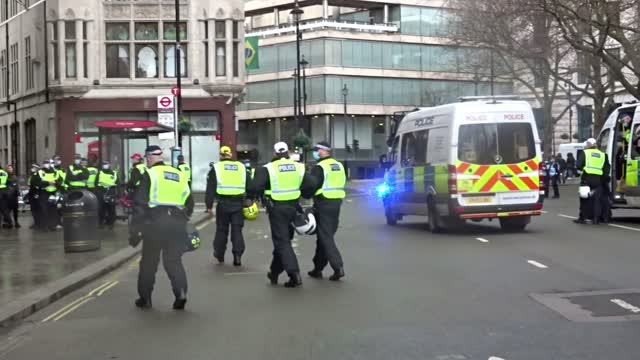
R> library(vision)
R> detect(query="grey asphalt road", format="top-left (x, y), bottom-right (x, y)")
top-left (2, 193), bottom-right (640, 360)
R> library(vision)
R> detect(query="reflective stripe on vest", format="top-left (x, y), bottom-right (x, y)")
top-left (213, 161), bottom-right (246, 196)
top-left (67, 166), bottom-right (87, 187)
top-left (265, 159), bottom-right (304, 201)
top-left (0, 170), bottom-right (7, 189)
top-left (314, 159), bottom-right (346, 199)
top-left (178, 163), bottom-right (192, 181)
top-left (39, 170), bottom-right (59, 192)
top-left (583, 149), bottom-right (605, 175)
top-left (147, 165), bottom-right (190, 209)
top-left (56, 168), bottom-right (67, 189)
top-left (98, 171), bottom-right (117, 188)
top-left (87, 167), bottom-right (98, 188)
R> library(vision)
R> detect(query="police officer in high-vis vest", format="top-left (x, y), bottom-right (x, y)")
top-left (128, 153), bottom-right (146, 193)
top-left (53, 155), bottom-right (66, 190)
top-left (575, 138), bottom-right (611, 224)
top-left (177, 155), bottom-right (192, 188)
top-left (85, 158), bottom-right (99, 193)
top-left (133, 145), bottom-right (193, 310)
top-left (35, 159), bottom-right (62, 231)
top-left (0, 164), bottom-right (12, 228)
top-left (66, 154), bottom-right (89, 190)
top-left (253, 142), bottom-right (316, 288)
top-left (205, 146), bottom-right (251, 266)
top-left (305, 141), bottom-right (346, 281)
top-left (97, 161), bottom-right (118, 228)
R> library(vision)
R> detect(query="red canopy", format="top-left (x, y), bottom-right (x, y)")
top-left (95, 120), bottom-right (158, 129)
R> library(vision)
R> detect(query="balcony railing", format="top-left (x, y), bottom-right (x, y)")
top-left (246, 19), bottom-right (399, 38)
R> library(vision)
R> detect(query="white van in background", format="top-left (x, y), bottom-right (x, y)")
top-left (557, 143), bottom-right (584, 161)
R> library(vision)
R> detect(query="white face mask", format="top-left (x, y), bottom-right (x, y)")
top-left (43, 164), bottom-right (51, 169)
top-left (54, 160), bottom-right (61, 166)
top-left (74, 159), bottom-right (81, 165)
top-left (102, 165), bottom-right (110, 170)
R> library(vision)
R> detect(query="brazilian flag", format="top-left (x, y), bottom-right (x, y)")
top-left (245, 37), bottom-right (259, 70)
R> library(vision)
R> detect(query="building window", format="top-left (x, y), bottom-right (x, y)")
top-left (9, 0), bottom-right (17, 18)
top-left (83, 21), bottom-right (88, 78)
top-left (577, 52), bottom-right (587, 85)
top-left (25, 36), bottom-right (34, 90)
top-left (0, 51), bottom-right (5, 98)
top-left (215, 21), bottom-right (225, 39)
top-left (216, 43), bottom-right (225, 76)
top-left (65, 21), bottom-right (76, 40)
top-left (203, 21), bottom-right (209, 77)
top-left (106, 44), bottom-right (130, 78)
top-left (10, 43), bottom-right (18, 94)
top-left (24, 118), bottom-right (36, 169)
top-left (51, 24), bottom-right (59, 80)
top-left (10, 122), bottom-right (18, 171)
top-left (233, 21), bottom-right (241, 78)
top-left (65, 43), bottom-right (76, 78)
top-left (164, 22), bottom-right (188, 78)
top-left (136, 44), bottom-right (158, 78)
top-left (607, 47), bottom-right (621, 85)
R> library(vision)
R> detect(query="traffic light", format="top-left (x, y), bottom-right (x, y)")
top-left (353, 139), bottom-right (359, 152)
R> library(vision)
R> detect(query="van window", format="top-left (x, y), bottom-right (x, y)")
top-left (457, 123), bottom-right (535, 164)
top-left (597, 128), bottom-right (610, 153)
top-left (401, 130), bottom-right (428, 167)
top-left (389, 136), bottom-right (400, 164)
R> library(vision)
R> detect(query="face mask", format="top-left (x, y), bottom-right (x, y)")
top-left (312, 151), bottom-right (320, 161)
top-left (31, 167), bottom-right (38, 173)
top-left (102, 165), bottom-right (110, 170)
top-left (43, 164), bottom-right (51, 169)
top-left (74, 159), bottom-right (81, 165)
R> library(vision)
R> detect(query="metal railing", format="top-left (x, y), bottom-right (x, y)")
top-left (246, 19), bottom-right (399, 38)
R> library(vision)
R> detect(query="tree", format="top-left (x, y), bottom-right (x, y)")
top-left (447, 0), bottom-right (583, 155)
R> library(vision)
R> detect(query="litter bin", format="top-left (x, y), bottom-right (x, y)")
top-left (63, 189), bottom-right (100, 252)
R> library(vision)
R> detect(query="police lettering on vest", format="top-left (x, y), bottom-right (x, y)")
top-left (265, 159), bottom-right (305, 201)
top-left (214, 161), bottom-right (246, 196)
top-left (583, 149), bottom-right (605, 175)
top-left (147, 165), bottom-right (190, 209)
top-left (315, 159), bottom-right (346, 199)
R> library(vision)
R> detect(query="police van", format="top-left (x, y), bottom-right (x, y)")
top-left (379, 96), bottom-right (544, 232)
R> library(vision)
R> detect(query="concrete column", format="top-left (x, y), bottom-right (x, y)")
top-left (207, 20), bottom-right (214, 79)
top-left (325, 115), bottom-right (331, 145)
top-left (57, 20), bottom-right (65, 81)
top-left (274, 8), bottom-right (279, 26)
top-left (384, 5), bottom-right (389, 23)
top-left (322, 0), bottom-right (329, 20)
top-left (75, 20), bottom-right (83, 79)
top-left (275, 117), bottom-right (281, 141)
top-left (226, 19), bottom-right (233, 82)
top-left (86, 21), bottom-right (95, 80)
top-left (47, 22), bottom-right (55, 81)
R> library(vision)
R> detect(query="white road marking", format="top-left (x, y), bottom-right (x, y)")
top-left (223, 271), bottom-right (264, 276)
top-left (346, 199), bottom-right (353, 203)
top-left (558, 214), bottom-right (578, 219)
top-left (196, 218), bottom-right (215, 231)
top-left (541, 210), bottom-right (548, 214)
top-left (488, 357), bottom-right (506, 360)
top-left (527, 260), bottom-right (548, 269)
top-left (608, 223), bottom-right (640, 232)
top-left (611, 298), bottom-right (640, 313)
top-left (476, 237), bottom-right (489, 243)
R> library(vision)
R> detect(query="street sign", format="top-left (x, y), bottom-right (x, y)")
top-left (157, 95), bottom-right (175, 128)
top-left (171, 87), bottom-right (181, 97)
top-left (157, 96), bottom-right (174, 110)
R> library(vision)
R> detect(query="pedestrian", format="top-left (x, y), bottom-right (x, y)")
top-left (206, 146), bottom-right (251, 266)
top-left (27, 163), bottom-right (41, 229)
top-left (133, 145), bottom-right (193, 310)
top-left (6, 164), bottom-right (20, 228)
top-left (574, 138), bottom-right (610, 224)
top-left (566, 152), bottom-right (576, 178)
top-left (543, 158), bottom-right (551, 198)
top-left (66, 154), bottom-right (89, 190)
top-left (253, 142), bottom-right (316, 288)
top-left (548, 157), bottom-right (560, 198)
top-left (97, 161), bottom-right (118, 229)
top-left (35, 159), bottom-right (62, 231)
top-left (177, 155), bottom-right (192, 188)
top-left (127, 153), bottom-right (146, 193)
top-left (305, 141), bottom-right (346, 281)
top-left (0, 164), bottom-right (12, 228)
top-left (556, 153), bottom-right (567, 184)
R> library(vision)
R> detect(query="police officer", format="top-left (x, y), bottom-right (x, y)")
top-left (128, 153), bottom-right (146, 192)
top-left (85, 158), bottom-right (99, 194)
top-left (66, 154), bottom-right (89, 190)
top-left (0, 164), bottom-right (11, 228)
top-left (575, 138), bottom-right (610, 224)
top-left (27, 163), bottom-right (41, 229)
top-left (305, 141), bottom-right (346, 281)
top-left (52, 155), bottom-right (66, 188)
top-left (97, 161), bottom-right (118, 229)
top-left (35, 159), bottom-right (62, 231)
top-left (5, 164), bottom-right (20, 228)
top-left (205, 146), bottom-right (250, 266)
top-left (133, 145), bottom-right (193, 309)
top-left (177, 155), bottom-right (192, 188)
top-left (253, 142), bottom-right (315, 288)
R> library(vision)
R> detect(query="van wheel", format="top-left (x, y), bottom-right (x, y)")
top-left (499, 216), bottom-right (530, 232)
top-left (385, 205), bottom-right (397, 226)
top-left (428, 202), bottom-right (444, 233)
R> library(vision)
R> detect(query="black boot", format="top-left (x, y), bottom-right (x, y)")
top-left (14, 222), bottom-right (20, 228)
top-left (284, 273), bottom-right (302, 288)
top-left (329, 268), bottom-right (345, 281)
top-left (573, 218), bottom-right (586, 224)
top-left (135, 297), bottom-right (152, 309)
top-left (233, 255), bottom-right (242, 267)
top-left (267, 272), bottom-right (278, 285)
top-left (213, 252), bottom-right (224, 264)
top-left (307, 269), bottom-right (323, 279)
top-left (173, 297), bottom-right (187, 310)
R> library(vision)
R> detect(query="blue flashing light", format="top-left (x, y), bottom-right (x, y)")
top-left (376, 183), bottom-right (391, 198)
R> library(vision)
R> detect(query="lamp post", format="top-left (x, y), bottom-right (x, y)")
top-left (174, 0), bottom-right (182, 148)
top-left (290, 0), bottom-right (304, 131)
top-left (300, 55), bottom-right (308, 116)
top-left (342, 84), bottom-right (349, 178)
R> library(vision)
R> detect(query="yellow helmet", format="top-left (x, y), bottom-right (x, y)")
top-left (243, 202), bottom-right (259, 220)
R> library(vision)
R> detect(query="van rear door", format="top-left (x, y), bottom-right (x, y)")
top-left (455, 121), bottom-right (540, 207)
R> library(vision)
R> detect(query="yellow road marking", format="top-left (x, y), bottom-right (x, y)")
top-left (97, 281), bottom-right (119, 297)
top-left (52, 297), bottom-right (94, 321)
top-left (87, 281), bottom-right (116, 297)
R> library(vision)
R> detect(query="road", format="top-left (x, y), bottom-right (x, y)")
top-left (2, 192), bottom-right (640, 360)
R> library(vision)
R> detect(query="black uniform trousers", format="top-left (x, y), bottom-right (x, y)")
top-left (138, 209), bottom-right (188, 300)
top-left (312, 199), bottom-right (344, 272)
top-left (97, 188), bottom-right (116, 226)
top-left (38, 190), bottom-right (58, 231)
top-left (213, 199), bottom-right (245, 257)
top-left (28, 189), bottom-right (41, 227)
top-left (579, 185), bottom-right (603, 221)
top-left (267, 202), bottom-right (300, 276)
top-left (0, 189), bottom-right (12, 226)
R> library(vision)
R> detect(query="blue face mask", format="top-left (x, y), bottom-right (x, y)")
top-left (312, 151), bottom-right (320, 161)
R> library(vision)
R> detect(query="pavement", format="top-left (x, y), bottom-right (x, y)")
top-left (4, 189), bottom-right (640, 359)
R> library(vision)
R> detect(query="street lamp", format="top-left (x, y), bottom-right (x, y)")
top-left (300, 55), bottom-right (309, 116)
top-left (342, 84), bottom-right (349, 177)
top-left (290, 0), bottom-right (304, 130)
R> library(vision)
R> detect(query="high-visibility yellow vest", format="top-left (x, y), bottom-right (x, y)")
top-left (213, 161), bottom-right (246, 196)
top-left (583, 148), bottom-right (605, 175)
top-left (265, 159), bottom-right (305, 201)
top-left (39, 170), bottom-right (59, 192)
top-left (87, 167), bottom-right (98, 188)
top-left (67, 166), bottom-right (87, 187)
top-left (314, 158), bottom-right (346, 199)
top-left (625, 129), bottom-right (631, 143)
top-left (0, 170), bottom-right (7, 189)
top-left (98, 171), bottom-right (117, 188)
top-left (250, 168), bottom-right (255, 178)
top-left (178, 163), bottom-right (192, 182)
top-left (147, 165), bottom-right (190, 209)
top-left (56, 168), bottom-right (67, 189)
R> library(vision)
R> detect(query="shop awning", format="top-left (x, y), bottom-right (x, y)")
top-left (95, 120), bottom-right (173, 133)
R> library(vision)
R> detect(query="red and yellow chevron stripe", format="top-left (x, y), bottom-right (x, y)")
top-left (455, 159), bottom-right (540, 193)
